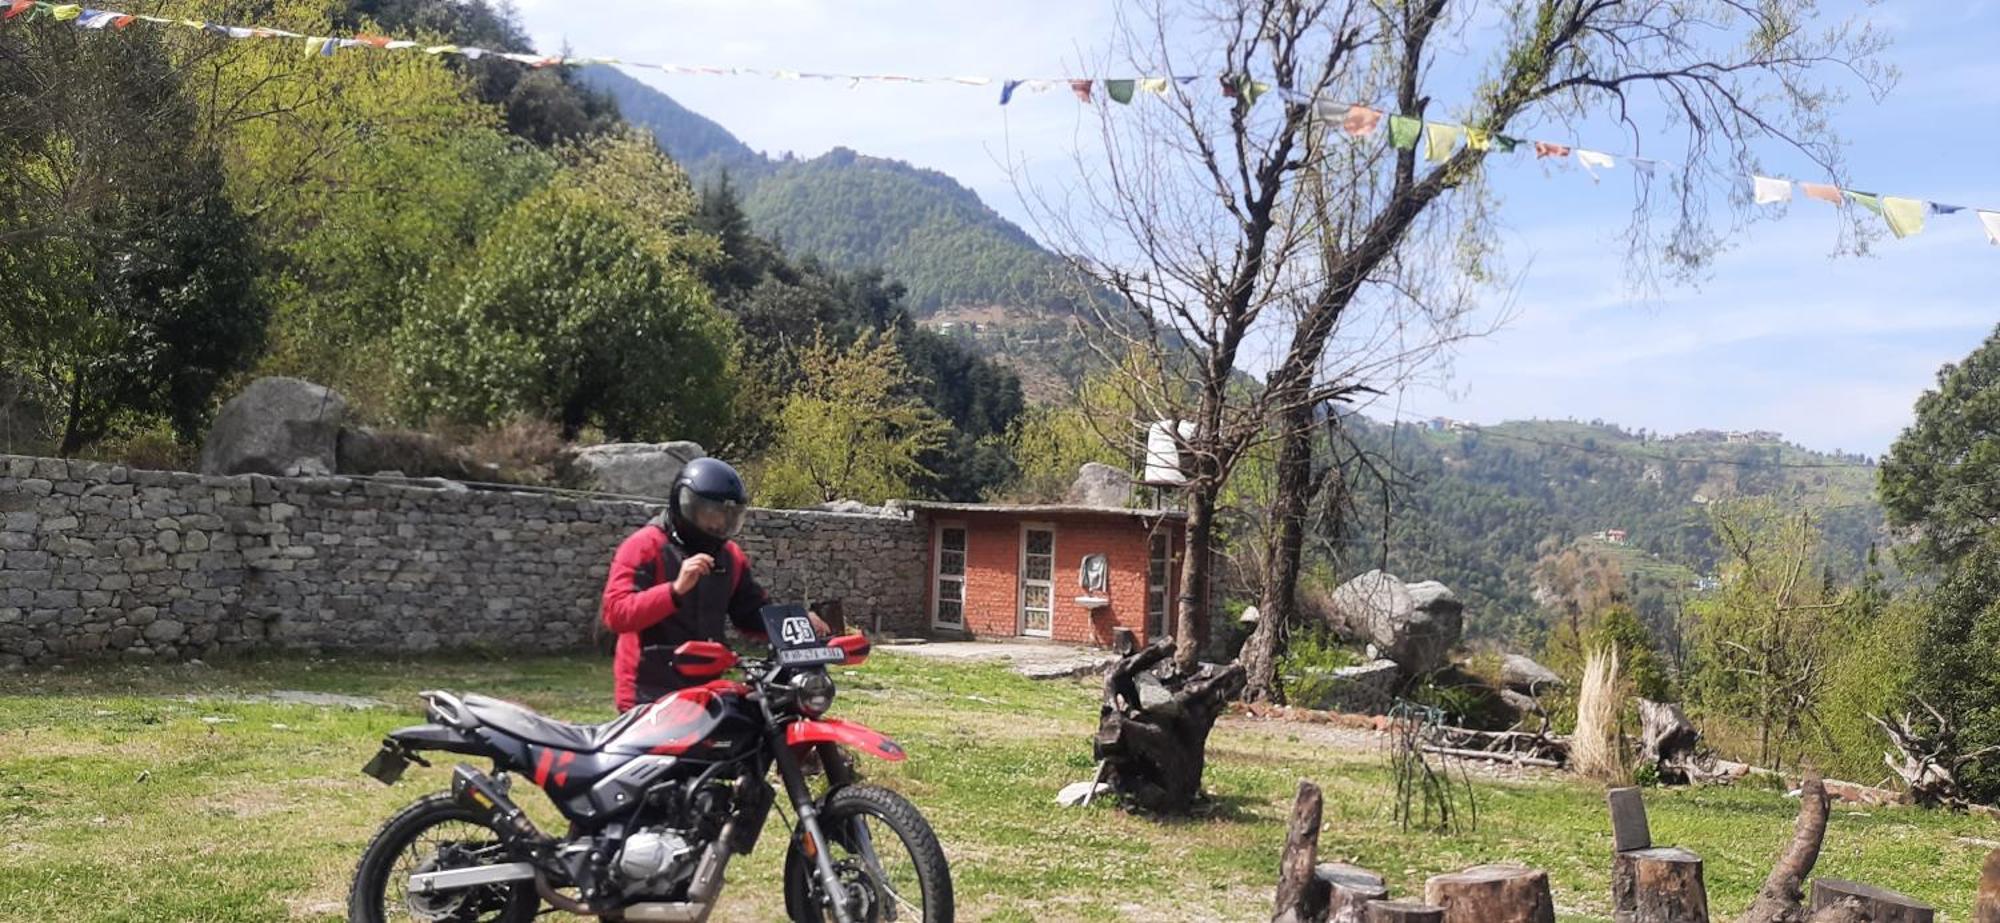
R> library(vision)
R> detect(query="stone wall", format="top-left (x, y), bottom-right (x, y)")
top-left (0, 455), bottom-right (929, 668)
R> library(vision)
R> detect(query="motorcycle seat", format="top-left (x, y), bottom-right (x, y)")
top-left (459, 694), bottom-right (643, 752)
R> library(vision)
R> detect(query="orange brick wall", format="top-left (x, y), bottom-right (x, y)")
top-left (922, 511), bottom-right (1182, 648)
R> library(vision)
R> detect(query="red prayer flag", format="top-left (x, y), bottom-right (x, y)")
top-left (1533, 141), bottom-right (1571, 159)
top-left (1342, 105), bottom-right (1382, 137)
top-left (355, 33), bottom-right (393, 48)
top-left (111, 13), bottom-right (133, 27)
top-left (4, 0), bottom-right (36, 20)
top-left (1069, 79), bottom-right (1093, 103)
top-left (1800, 182), bottom-right (1843, 205)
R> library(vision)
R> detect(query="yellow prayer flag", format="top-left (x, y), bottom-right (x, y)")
top-left (1882, 196), bottom-right (1927, 239)
top-left (1424, 122), bottom-right (1464, 164)
top-left (1466, 128), bottom-right (1491, 151)
top-left (1139, 77), bottom-right (1170, 94)
top-left (50, 4), bottom-right (80, 19)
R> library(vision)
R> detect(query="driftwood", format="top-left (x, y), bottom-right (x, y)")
top-left (1427, 726), bottom-right (1570, 767)
top-left (1638, 699), bottom-right (1706, 784)
top-left (1424, 865), bottom-right (1555, 923)
top-left (1093, 638), bottom-right (1246, 814)
top-left (1272, 781), bottom-right (1326, 923)
top-left (1871, 699), bottom-right (2000, 810)
top-left (1420, 745), bottom-right (1562, 769)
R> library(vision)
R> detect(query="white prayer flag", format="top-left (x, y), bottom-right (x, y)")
top-left (1980, 211), bottom-right (2000, 246)
top-left (1752, 175), bottom-right (1793, 205)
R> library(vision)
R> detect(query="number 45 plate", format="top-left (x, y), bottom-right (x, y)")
top-left (760, 604), bottom-right (843, 667)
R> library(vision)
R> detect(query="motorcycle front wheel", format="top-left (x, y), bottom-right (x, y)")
top-left (783, 784), bottom-right (954, 923)
top-left (346, 792), bottom-right (540, 923)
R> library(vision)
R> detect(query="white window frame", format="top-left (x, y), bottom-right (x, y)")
top-left (1147, 531), bottom-right (1173, 640)
top-left (1018, 522), bottom-right (1057, 638)
top-left (930, 520), bottom-right (969, 630)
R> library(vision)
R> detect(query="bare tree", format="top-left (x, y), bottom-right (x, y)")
top-left (1019, 0), bottom-right (1888, 675)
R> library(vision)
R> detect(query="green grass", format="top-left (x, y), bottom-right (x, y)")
top-left (0, 652), bottom-right (1990, 922)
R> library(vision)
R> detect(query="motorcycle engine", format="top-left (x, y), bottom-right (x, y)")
top-left (616, 828), bottom-right (698, 889)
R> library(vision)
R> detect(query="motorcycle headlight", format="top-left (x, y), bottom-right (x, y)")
top-left (792, 670), bottom-right (836, 717)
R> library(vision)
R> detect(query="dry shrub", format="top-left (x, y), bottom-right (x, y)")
top-left (1573, 646), bottom-right (1631, 784)
top-left (464, 416), bottom-right (566, 486)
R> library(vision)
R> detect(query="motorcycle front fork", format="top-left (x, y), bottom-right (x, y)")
top-left (771, 734), bottom-right (861, 923)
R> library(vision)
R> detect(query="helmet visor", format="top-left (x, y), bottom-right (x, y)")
top-left (677, 485), bottom-right (746, 540)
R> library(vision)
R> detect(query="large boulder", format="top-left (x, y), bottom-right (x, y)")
top-left (1301, 659), bottom-right (1402, 714)
top-left (569, 442), bottom-right (704, 500)
top-left (1500, 654), bottom-right (1563, 694)
top-left (1066, 462), bottom-right (1134, 508)
top-left (198, 377), bottom-right (347, 477)
top-left (1327, 570), bottom-right (1463, 675)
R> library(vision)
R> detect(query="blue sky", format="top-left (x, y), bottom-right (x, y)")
top-left (514, 0), bottom-right (2000, 458)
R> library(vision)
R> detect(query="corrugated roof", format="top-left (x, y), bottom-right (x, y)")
top-left (891, 500), bottom-right (1187, 522)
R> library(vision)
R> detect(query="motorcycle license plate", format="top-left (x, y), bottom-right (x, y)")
top-left (761, 604), bottom-right (844, 667)
top-left (361, 744), bottom-right (409, 785)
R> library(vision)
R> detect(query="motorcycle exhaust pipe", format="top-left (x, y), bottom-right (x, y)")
top-left (450, 763), bottom-right (544, 843)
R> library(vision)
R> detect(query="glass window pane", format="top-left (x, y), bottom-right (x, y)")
top-left (1025, 556), bottom-right (1051, 582)
top-left (1149, 561), bottom-right (1167, 584)
top-left (1024, 585), bottom-right (1051, 609)
top-left (939, 578), bottom-right (962, 602)
top-left (1026, 530), bottom-right (1052, 555)
top-left (1148, 590), bottom-right (1165, 615)
top-left (937, 600), bottom-right (962, 624)
top-left (943, 528), bottom-right (966, 551)
top-left (1151, 533), bottom-right (1167, 557)
top-left (941, 550), bottom-right (965, 576)
top-left (1026, 607), bottom-right (1051, 631)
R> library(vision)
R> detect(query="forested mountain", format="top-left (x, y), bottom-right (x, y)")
top-left (1339, 418), bottom-right (1885, 646)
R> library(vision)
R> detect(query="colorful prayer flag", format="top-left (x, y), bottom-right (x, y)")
top-left (1629, 158), bottom-right (1660, 176)
top-left (1241, 78), bottom-right (1268, 106)
top-left (1799, 182), bottom-right (1842, 205)
top-left (1845, 190), bottom-right (1883, 215)
top-left (1931, 203), bottom-right (1965, 215)
top-left (1342, 105), bottom-right (1381, 137)
top-left (1576, 149), bottom-right (1616, 175)
top-left (1534, 140), bottom-right (1571, 159)
top-left (1751, 175), bottom-right (1792, 205)
top-left (1882, 197), bottom-right (1927, 238)
top-left (1979, 211), bottom-right (2000, 246)
top-left (1069, 79), bottom-right (1093, 103)
top-left (50, 4), bottom-right (79, 20)
top-left (1139, 77), bottom-right (1169, 94)
top-left (1105, 79), bottom-right (1135, 104)
top-left (1000, 79), bottom-right (1023, 105)
top-left (3, 0), bottom-right (33, 20)
top-left (1388, 115), bottom-right (1421, 152)
top-left (1491, 135), bottom-right (1523, 153)
top-left (1220, 76), bottom-right (1238, 98)
top-left (1424, 122), bottom-right (1463, 163)
top-left (1465, 127), bottom-right (1490, 151)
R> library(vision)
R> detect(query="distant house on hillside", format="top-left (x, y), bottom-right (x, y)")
top-left (1591, 529), bottom-right (1629, 545)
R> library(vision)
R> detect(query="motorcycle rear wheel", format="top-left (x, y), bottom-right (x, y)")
top-left (346, 792), bottom-right (540, 923)
top-left (783, 784), bottom-right (954, 923)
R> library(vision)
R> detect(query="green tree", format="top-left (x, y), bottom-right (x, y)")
top-left (0, 20), bottom-right (265, 455)
top-left (396, 133), bottom-right (734, 442)
top-left (759, 334), bottom-right (949, 507)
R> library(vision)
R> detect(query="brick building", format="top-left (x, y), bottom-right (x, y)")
top-left (900, 502), bottom-right (1187, 648)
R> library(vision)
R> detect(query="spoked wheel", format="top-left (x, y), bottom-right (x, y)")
top-left (784, 784), bottom-right (954, 923)
top-left (347, 793), bottom-right (539, 923)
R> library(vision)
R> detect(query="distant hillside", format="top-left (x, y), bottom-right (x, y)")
top-left (1341, 418), bottom-right (1886, 646)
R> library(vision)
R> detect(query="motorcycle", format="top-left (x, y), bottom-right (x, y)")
top-left (346, 604), bottom-right (953, 923)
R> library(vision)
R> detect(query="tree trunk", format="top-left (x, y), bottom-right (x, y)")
top-left (1244, 400), bottom-right (1316, 703)
top-left (1613, 847), bottom-right (1709, 923)
top-left (1321, 864), bottom-right (1390, 923)
top-left (1976, 849), bottom-right (2000, 923)
top-left (1273, 780), bottom-right (1326, 923)
top-left (1734, 774), bottom-right (1829, 923)
top-left (1175, 487), bottom-right (1217, 671)
top-left (1423, 865), bottom-right (1556, 923)
top-left (1093, 638), bottom-right (1246, 814)
top-left (1638, 699), bottom-right (1703, 785)
top-left (1367, 903), bottom-right (1445, 923)
top-left (56, 370), bottom-right (87, 458)
top-left (1808, 880), bottom-right (1934, 923)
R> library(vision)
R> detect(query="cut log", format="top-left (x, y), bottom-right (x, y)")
top-left (1272, 780), bottom-right (1325, 923)
top-left (1423, 865), bottom-right (1556, 923)
top-left (1367, 901), bottom-right (1445, 923)
top-left (1735, 774), bottom-right (1829, 923)
top-left (1093, 638), bottom-right (1247, 814)
top-left (1808, 879), bottom-right (1934, 923)
top-left (1976, 849), bottom-right (2000, 923)
top-left (1612, 847), bottom-right (1709, 923)
top-left (1607, 787), bottom-right (1653, 853)
top-left (1638, 699), bottom-right (1702, 784)
top-left (1319, 863), bottom-right (1389, 923)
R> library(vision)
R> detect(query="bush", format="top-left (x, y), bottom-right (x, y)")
top-left (1276, 626), bottom-right (1361, 707)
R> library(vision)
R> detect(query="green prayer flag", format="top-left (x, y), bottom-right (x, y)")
top-left (1492, 134), bottom-right (1523, 153)
top-left (1845, 190), bottom-right (1883, 215)
top-left (1882, 196), bottom-right (1927, 239)
top-left (1388, 115), bottom-right (1421, 151)
top-left (1106, 80), bottom-right (1136, 104)
top-left (1424, 122), bottom-right (1464, 163)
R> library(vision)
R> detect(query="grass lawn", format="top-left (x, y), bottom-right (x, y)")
top-left (1, 650), bottom-right (1993, 922)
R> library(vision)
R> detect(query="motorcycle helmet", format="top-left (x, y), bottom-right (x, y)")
top-left (669, 457), bottom-right (749, 552)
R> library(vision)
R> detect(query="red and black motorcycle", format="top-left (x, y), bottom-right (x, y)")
top-left (347, 605), bottom-right (952, 923)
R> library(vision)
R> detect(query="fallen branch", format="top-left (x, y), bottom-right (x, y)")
top-left (1420, 745), bottom-right (1563, 769)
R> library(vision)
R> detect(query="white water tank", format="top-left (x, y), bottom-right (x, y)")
top-left (1142, 420), bottom-right (1196, 486)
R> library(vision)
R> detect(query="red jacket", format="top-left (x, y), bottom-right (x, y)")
top-left (601, 517), bottom-right (768, 711)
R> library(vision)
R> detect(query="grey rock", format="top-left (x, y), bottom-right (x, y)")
top-left (1301, 659), bottom-right (1402, 715)
top-left (1326, 570), bottom-right (1462, 676)
top-left (1065, 462), bottom-right (1133, 508)
top-left (142, 618), bottom-right (185, 643)
top-left (568, 442), bottom-right (705, 500)
top-left (1501, 654), bottom-right (1563, 693)
top-left (198, 377), bottom-right (347, 477)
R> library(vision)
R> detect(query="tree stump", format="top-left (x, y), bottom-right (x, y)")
top-left (1976, 849), bottom-right (2000, 923)
top-left (1613, 847), bottom-right (1709, 923)
top-left (1319, 863), bottom-right (1389, 923)
top-left (1272, 780), bottom-right (1326, 923)
top-left (1808, 880), bottom-right (1934, 923)
top-left (1093, 638), bottom-right (1246, 814)
top-left (1423, 865), bottom-right (1556, 923)
top-left (1367, 901), bottom-right (1445, 923)
top-left (1735, 774), bottom-right (1830, 923)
